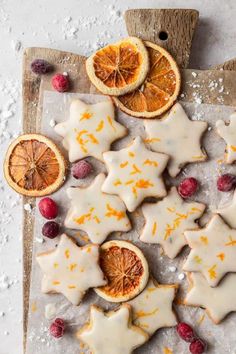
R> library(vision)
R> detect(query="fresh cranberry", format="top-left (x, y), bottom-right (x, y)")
top-left (49, 318), bottom-right (65, 338)
top-left (42, 221), bottom-right (60, 239)
top-left (38, 197), bottom-right (58, 219)
top-left (217, 174), bottom-right (236, 192)
top-left (189, 338), bottom-right (206, 354)
top-left (52, 73), bottom-right (69, 92)
top-left (72, 160), bottom-right (93, 179)
top-left (176, 322), bottom-right (195, 342)
top-left (178, 177), bottom-right (198, 198)
top-left (31, 59), bottom-right (53, 74)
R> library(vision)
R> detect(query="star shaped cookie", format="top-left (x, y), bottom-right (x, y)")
top-left (216, 112), bottom-right (236, 164)
top-left (64, 173), bottom-right (131, 244)
top-left (128, 277), bottom-right (178, 336)
top-left (185, 272), bottom-right (236, 324)
top-left (36, 234), bottom-right (106, 305)
top-left (77, 304), bottom-right (149, 354)
top-left (216, 189), bottom-right (236, 229)
top-left (54, 99), bottom-right (127, 162)
top-left (183, 214), bottom-right (236, 286)
top-left (144, 103), bottom-right (208, 177)
top-left (140, 187), bottom-right (205, 259)
top-left (102, 136), bottom-right (169, 212)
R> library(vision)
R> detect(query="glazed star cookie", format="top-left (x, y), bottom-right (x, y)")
top-left (216, 112), bottom-right (236, 163)
top-left (77, 304), bottom-right (149, 354)
top-left (102, 136), bottom-right (169, 212)
top-left (64, 173), bottom-right (131, 244)
top-left (36, 234), bottom-right (106, 305)
top-left (140, 187), bottom-right (205, 259)
top-left (128, 277), bottom-right (178, 336)
top-left (183, 214), bottom-right (236, 286)
top-left (216, 189), bottom-right (236, 229)
top-left (54, 99), bottom-right (127, 162)
top-left (185, 272), bottom-right (236, 324)
top-left (144, 103), bottom-right (208, 177)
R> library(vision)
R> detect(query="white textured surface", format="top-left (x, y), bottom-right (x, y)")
top-left (0, 0), bottom-right (236, 353)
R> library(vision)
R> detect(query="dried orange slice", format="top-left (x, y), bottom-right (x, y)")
top-left (4, 134), bottom-right (66, 197)
top-left (86, 37), bottom-right (149, 96)
top-left (113, 41), bottom-right (181, 118)
top-left (95, 240), bottom-right (149, 302)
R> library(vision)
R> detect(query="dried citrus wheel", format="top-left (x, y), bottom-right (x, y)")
top-left (86, 37), bottom-right (149, 96)
top-left (4, 134), bottom-right (66, 197)
top-left (113, 41), bottom-right (181, 118)
top-left (95, 240), bottom-right (149, 302)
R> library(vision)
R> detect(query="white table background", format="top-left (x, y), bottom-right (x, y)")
top-left (0, 0), bottom-right (236, 353)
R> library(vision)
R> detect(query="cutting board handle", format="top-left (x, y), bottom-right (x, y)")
top-left (125, 9), bottom-right (199, 69)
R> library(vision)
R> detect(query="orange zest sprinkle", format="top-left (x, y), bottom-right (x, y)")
top-left (225, 236), bottom-right (236, 246)
top-left (114, 179), bottom-right (122, 186)
top-left (208, 264), bottom-right (217, 279)
top-left (144, 138), bottom-right (161, 143)
top-left (192, 155), bottom-right (206, 160)
top-left (86, 246), bottom-right (92, 253)
top-left (197, 314), bottom-right (205, 326)
top-left (87, 133), bottom-right (98, 144)
top-left (68, 285), bottom-right (76, 289)
top-left (135, 179), bottom-right (153, 189)
top-left (167, 207), bottom-right (175, 213)
top-left (120, 161), bottom-right (128, 168)
top-left (152, 221), bottom-right (157, 236)
top-left (130, 163), bottom-right (141, 175)
top-left (65, 249), bottom-right (70, 259)
top-left (217, 253), bottom-right (225, 261)
top-left (163, 347), bottom-right (173, 354)
top-left (105, 203), bottom-right (125, 220)
top-left (134, 308), bottom-right (159, 319)
top-left (69, 263), bottom-right (77, 271)
top-left (54, 262), bottom-right (59, 268)
top-left (132, 186), bottom-right (137, 198)
top-left (164, 211), bottom-right (188, 240)
top-left (143, 159), bottom-right (158, 167)
top-left (93, 215), bottom-right (101, 224)
top-left (125, 179), bottom-right (134, 185)
top-left (96, 120), bottom-right (104, 132)
top-left (80, 111), bottom-right (93, 121)
top-left (107, 115), bottom-right (116, 131)
top-left (76, 130), bottom-right (89, 153)
top-left (194, 255), bottom-right (202, 264)
top-left (74, 212), bottom-right (92, 225)
top-left (230, 145), bottom-right (236, 152)
top-left (200, 236), bottom-right (208, 245)
top-left (31, 301), bottom-right (37, 313)
top-left (128, 151), bottom-right (135, 157)
top-left (52, 281), bottom-right (60, 285)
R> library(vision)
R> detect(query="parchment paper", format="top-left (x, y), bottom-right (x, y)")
top-left (26, 91), bottom-right (236, 354)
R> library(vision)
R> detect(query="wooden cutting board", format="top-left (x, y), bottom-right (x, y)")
top-left (22, 8), bottom-right (236, 349)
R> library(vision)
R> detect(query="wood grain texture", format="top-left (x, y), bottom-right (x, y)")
top-left (22, 47), bottom-right (93, 349)
top-left (125, 9), bottom-right (199, 68)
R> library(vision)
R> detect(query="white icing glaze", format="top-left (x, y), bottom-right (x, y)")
top-left (54, 99), bottom-right (126, 162)
top-left (128, 277), bottom-right (177, 335)
top-left (102, 136), bottom-right (169, 212)
top-left (216, 189), bottom-right (236, 229)
top-left (216, 112), bottom-right (236, 164)
top-left (36, 234), bottom-right (106, 305)
top-left (185, 272), bottom-right (236, 323)
top-left (78, 304), bottom-right (148, 354)
top-left (140, 187), bottom-right (205, 259)
top-left (144, 103), bottom-right (208, 177)
top-left (183, 214), bottom-right (236, 287)
top-left (65, 173), bottom-right (131, 244)
top-left (45, 303), bottom-right (57, 320)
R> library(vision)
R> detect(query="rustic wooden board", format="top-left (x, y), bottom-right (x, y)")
top-left (22, 9), bottom-right (236, 352)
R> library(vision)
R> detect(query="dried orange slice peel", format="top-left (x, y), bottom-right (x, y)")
top-left (86, 37), bottom-right (149, 96)
top-left (4, 134), bottom-right (66, 197)
top-left (95, 240), bottom-right (149, 302)
top-left (113, 41), bottom-right (181, 118)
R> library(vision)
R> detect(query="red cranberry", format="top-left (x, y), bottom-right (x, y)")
top-left (72, 160), bottom-right (93, 179)
top-left (39, 197), bottom-right (58, 219)
top-left (217, 174), bottom-right (236, 192)
top-left (42, 221), bottom-right (60, 239)
top-left (178, 177), bottom-right (198, 198)
top-left (189, 338), bottom-right (206, 354)
top-left (176, 322), bottom-right (195, 342)
top-left (31, 59), bottom-right (53, 74)
top-left (52, 73), bottom-right (69, 92)
top-left (49, 318), bottom-right (65, 338)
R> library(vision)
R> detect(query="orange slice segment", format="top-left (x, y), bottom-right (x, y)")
top-left (86, 37), bottom-right (149, 96)
top-left (95, 240), bottom-right (149, 302)
top-left (4, 134), bottom-right (67, 197)
top-left (113, 41), bottom-right (181, 118)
